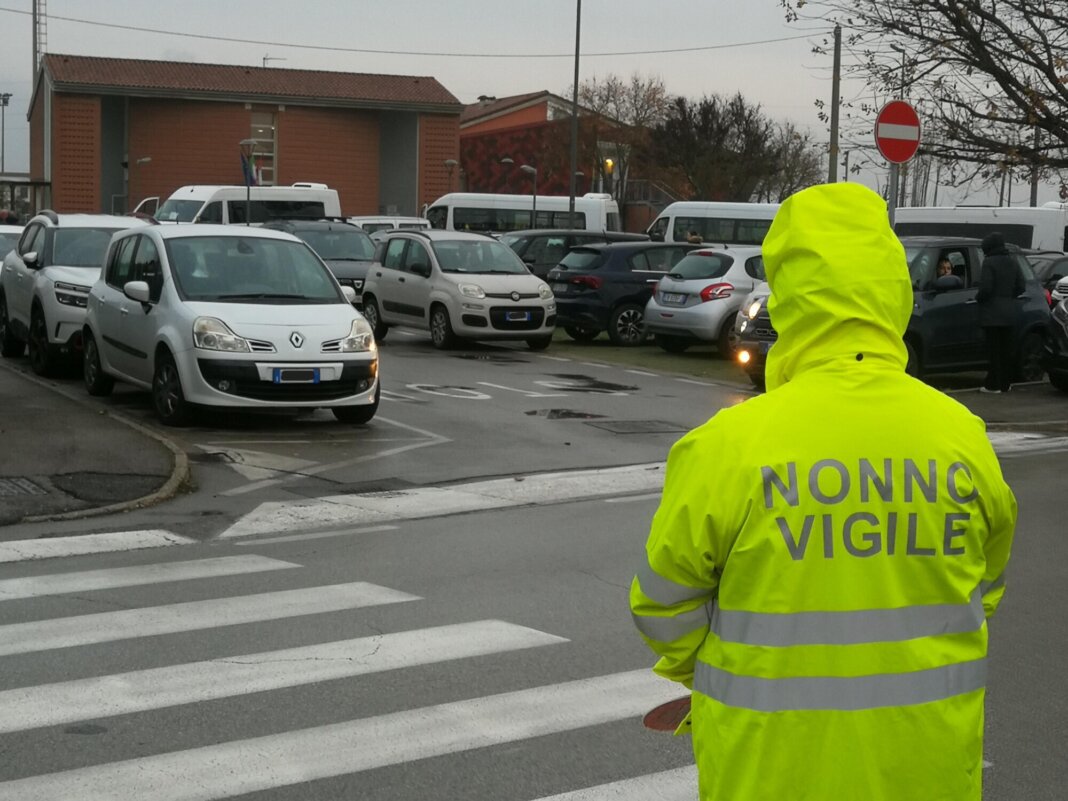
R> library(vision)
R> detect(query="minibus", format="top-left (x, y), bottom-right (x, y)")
top-left (424, 192), bottom-right (621, 233)
top-left (646, 201), bottom-right (780, 245)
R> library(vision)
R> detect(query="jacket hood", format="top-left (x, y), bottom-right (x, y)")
top-left (761, 183), bottom-right (912, 391)
top-left (981, 231), bottom-right (1007, 254)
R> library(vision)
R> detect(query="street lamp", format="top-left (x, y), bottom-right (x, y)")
top-left (0, 93), bottom-right (11, 175)
top-left (519, 164), bottom-right (537, 228)
top-left (444, 158), bottom-right (458, 192)
top-left (239, 138), bottom-right (257, 226)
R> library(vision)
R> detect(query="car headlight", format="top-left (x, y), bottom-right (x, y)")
top-left (746, 297), bottom-right (767, 319)
top-left (193, 317), bottom-right (251, 352)
top-left (338, 316), bottom-right (377, 352)
top-left (459, 283), bottom-right (486, 299)
top-left (538, 283), bottom-right (553, 300)
top-left (55, 281), bottom-right (91, 308)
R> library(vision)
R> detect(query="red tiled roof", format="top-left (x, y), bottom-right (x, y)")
top-left (460, 91), bottom-right (553, 126)
top-left (42, 54), bottom-right (460, 110)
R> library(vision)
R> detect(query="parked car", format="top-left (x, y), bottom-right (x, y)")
top-left (1043, 299), bottom-right (1068, 392)
top-left (500, 229), bottom-right (650, 279)
top-left (643, 246), bottom-right (765, 357)
top-left (0, 224), bottom-right (22, 259)
top-left (546, 242), bottom-right (701, 345)
top-left (360, 230), bottom-right (556, 350)
top-left (261, 219), bottom-right (376, 307)
top-left (0, 211), bottom-right (151, 375)
top-left (735, 236), bottom-right (1052, 389)
top-left (1023, 250), bottom-right (1068, 304)
top-left (347, 216), bottom-right (432, 241)
top-left (1051, 275), bottom-right (1068, 306)
top-left (82, 225), bottom-right (378, 426)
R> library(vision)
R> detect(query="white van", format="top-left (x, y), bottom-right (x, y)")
top-left (136, 184), bottom-right (342, 225)
top-left (894, 204), bottom-right (1068, 252)
top-left (425, 192), bottom-right (621, 233)
top-left (646, 201), bottom-right (780, 245)
top-left (348, 216), bottom-right (431, 239)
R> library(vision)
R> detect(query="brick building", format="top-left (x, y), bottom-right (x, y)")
top-left (27, 54), bottom-right (462, 216)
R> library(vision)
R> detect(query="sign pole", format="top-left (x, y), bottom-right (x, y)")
top-left (887, 164), bottom-right (899, 226)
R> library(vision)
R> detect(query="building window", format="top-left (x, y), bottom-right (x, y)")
top-left (250, 112), bottom-right (276, 186)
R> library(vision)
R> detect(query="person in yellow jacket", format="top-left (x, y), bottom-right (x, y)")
top-left (630, 182), bottom-right (1016, 801)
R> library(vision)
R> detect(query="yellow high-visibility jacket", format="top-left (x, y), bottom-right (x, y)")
top-left (631, 183), bottom-right (1017, 801)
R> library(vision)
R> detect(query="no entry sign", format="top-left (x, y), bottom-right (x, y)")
top-left (875, 101), bottom-right (921, 164)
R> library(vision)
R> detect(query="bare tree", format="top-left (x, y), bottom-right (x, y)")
top-left (782, 0), bottom-right (1068, 191)
top-left (754, 123), bottom-right (826, 202)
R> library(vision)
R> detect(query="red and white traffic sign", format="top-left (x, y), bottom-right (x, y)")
top-left (875, 100), bottom-right (921, 164)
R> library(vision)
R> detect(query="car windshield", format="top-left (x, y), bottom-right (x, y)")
top-left (297, 228), bottom-right (376, 261)
top-left (431, 239), bottom-right (528, 274)
top-left (165, 235), bottom-right (343, 304)
top-left (499, 233), bottom-right (524, 249)
top-left (155, 199), bottom-right (203, 223)
top-left (52, 228), bottom-right (125, 267)
top-left (669, 252), bottom-right (734, 280)
top-left (558, 249), bottom-right (604, 270)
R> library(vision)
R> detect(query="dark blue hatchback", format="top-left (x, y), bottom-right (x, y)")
top-left (735, 236), bottom-right (1052, 388)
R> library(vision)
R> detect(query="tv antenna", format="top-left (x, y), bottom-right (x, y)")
top-left (262, 54), bottom-right (287, 68)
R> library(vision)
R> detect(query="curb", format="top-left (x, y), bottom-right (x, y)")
top-left (0, 363), bottom-right (191, 524)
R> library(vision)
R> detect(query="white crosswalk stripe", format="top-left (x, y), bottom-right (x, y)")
top-left (0, 552), bottom-right (694, 800)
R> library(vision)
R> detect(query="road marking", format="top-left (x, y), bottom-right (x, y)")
top-left (581, 361), bottom-right (610, 368)
top-left (534, 766), bottom-right (698, 800)
top-left (233, 525), bottom-right (399, 545)
top-left (986, 431), bottom-right (1068, 457)
top-left (221, 416), bottom-right (450, 496)
top-left (407, 383), bottom-right (492, 400)
top-left (535, 354), bottom-right (573, 362)
top-left (675, 378), bottom-right (713, 386)
top-left (219, 462), bottom-right (666, 538)
top-left (625, 369), bottom-right (657, 376)
top-left (0, 621), bottom-right (567, 735)
top-left (604, 492), bottom-right (662, 504)
top-left (0, 669), bottom-right (677, 800)
top-left (0, 556), bottom-right (298, 602)
top-left (0, 581), bottom-right (418, 657)
top-left (380, 389), bottom-right (422, 402)
top-left (477, 381), bottom-right (566, 398)
top-left (0, 530), bottom-right (196, 564)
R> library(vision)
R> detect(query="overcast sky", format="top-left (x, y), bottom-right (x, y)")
top-left (0, 1), bottom-right (1042, 205)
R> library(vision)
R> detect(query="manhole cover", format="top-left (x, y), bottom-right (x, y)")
top-left (585, 420), bottom-right (689, 435)
top-left (524, 409), bottom-right (608, 420)
top-left (0, 477), bottom-right (47, 496)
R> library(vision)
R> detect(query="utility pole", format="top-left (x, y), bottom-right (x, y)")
top-left (1029, 125), bottom-right (1040, 207)
top-left (827, 25), bottom-right (842, 182)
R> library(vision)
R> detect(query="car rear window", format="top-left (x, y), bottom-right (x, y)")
top-left (669, 252), bottom-right (734, 280)
top-left (559, 248), bottom-right (605, 270)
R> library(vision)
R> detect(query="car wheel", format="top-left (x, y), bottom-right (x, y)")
top-left (748, 371), bottom-right (766, 392)
top-left (362, 296), bottom-right (389, 342)
top-left (1015, 331), bottom-right (1046, 382)
top-left (717, 313), bottom-right (739, 359)
top-left (526, 335), bottom-right (553, 351)
top-left (564, 325), bottom-right (599, 342)
top-left (607, 303), bottom-right (647, 347)
top-left (904, 339), bottom-right (921, 378)
top-left (0, 294), bottom-right (24, 358)
top-left (333, 382), bottom-right (380, 424)
top-left (429, 305), bottom-right (457, 350)
top-left (656, 335), bottom-right (691, 354)
top-left (27, 306), bottom-right (55, 377)
top-left (152, 350), bottom-right (192, 427)
top-left (1050, 370), bottom-right (1068, 392)
top-left (83, 331), bottom-right (114, 396)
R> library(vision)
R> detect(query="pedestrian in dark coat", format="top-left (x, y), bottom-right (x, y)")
top-left (977, 231), bottom-right (1024, 393)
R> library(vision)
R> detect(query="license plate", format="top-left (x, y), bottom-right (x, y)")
top-left (661, 292), bottom-right (686, 304)
top-left (273, 368), bottom-right (320, 384)
top-left (759, 341), bottom-right (773, 354)
top-left (506, 310), bottom-right (531, 321)
top-left (552, 283), bottom-right (568, 294)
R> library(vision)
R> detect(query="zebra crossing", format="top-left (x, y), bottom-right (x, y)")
top-left (0, 551), bottom-right (694, 800)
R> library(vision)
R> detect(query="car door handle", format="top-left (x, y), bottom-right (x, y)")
top-left (120, 307), bottom-right (129, 316)
top-left (398, 277), bottom-right (406, 283)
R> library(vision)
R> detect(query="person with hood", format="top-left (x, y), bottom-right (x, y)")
top-left (630, 183), bottom-right (1017, 801)
top-left (977, 232), bottom-right (1024, 393)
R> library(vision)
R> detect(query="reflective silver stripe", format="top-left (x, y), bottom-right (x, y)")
top-left (633, 604), bottom-right (710, 643)
top-left (710, 591), bottom-right (985, 647)
top-left (980, 574), bottom-right (1005, 596)
top-left (635, 562), bottom-right (710, 606)
top-left (694, 658), bottom-right (987, 712)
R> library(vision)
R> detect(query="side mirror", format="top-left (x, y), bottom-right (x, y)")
top-left (649, 231), bottom-right (664, 242)
top-left (340, 285), bottom-right (357, 304)
top-left (22, 251), bottom-right (39, 268)
top-left (123, 280), bottom-right (152, 304)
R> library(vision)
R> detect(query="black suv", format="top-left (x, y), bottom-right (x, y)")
top-left (547, 241), bottom-right (701, 345)
top-left (736, 236), bottom-right (1052, 388)
top-left (500, 229), bottom-right (649, 279)
top-left (260, 219), bottom-right (376, 307)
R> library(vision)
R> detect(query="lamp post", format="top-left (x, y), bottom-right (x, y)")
top-left (887, 44), bottom-right (908, 221)
top-left (444, 158), bottom-right (458, 192)
top-left (0, 93), bottom-right (10, 175)
top-left (239, 138), bottom-right (257, 226)
top-left (520, 164), bottom-right (537, 228)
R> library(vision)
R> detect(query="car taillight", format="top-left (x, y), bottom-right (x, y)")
top-left (1046, 288), bottom-right (1053, 307)
top-left (699, 282), bottom-right (734, 302)
top-left (570, 275), bottom-right (603, 290)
